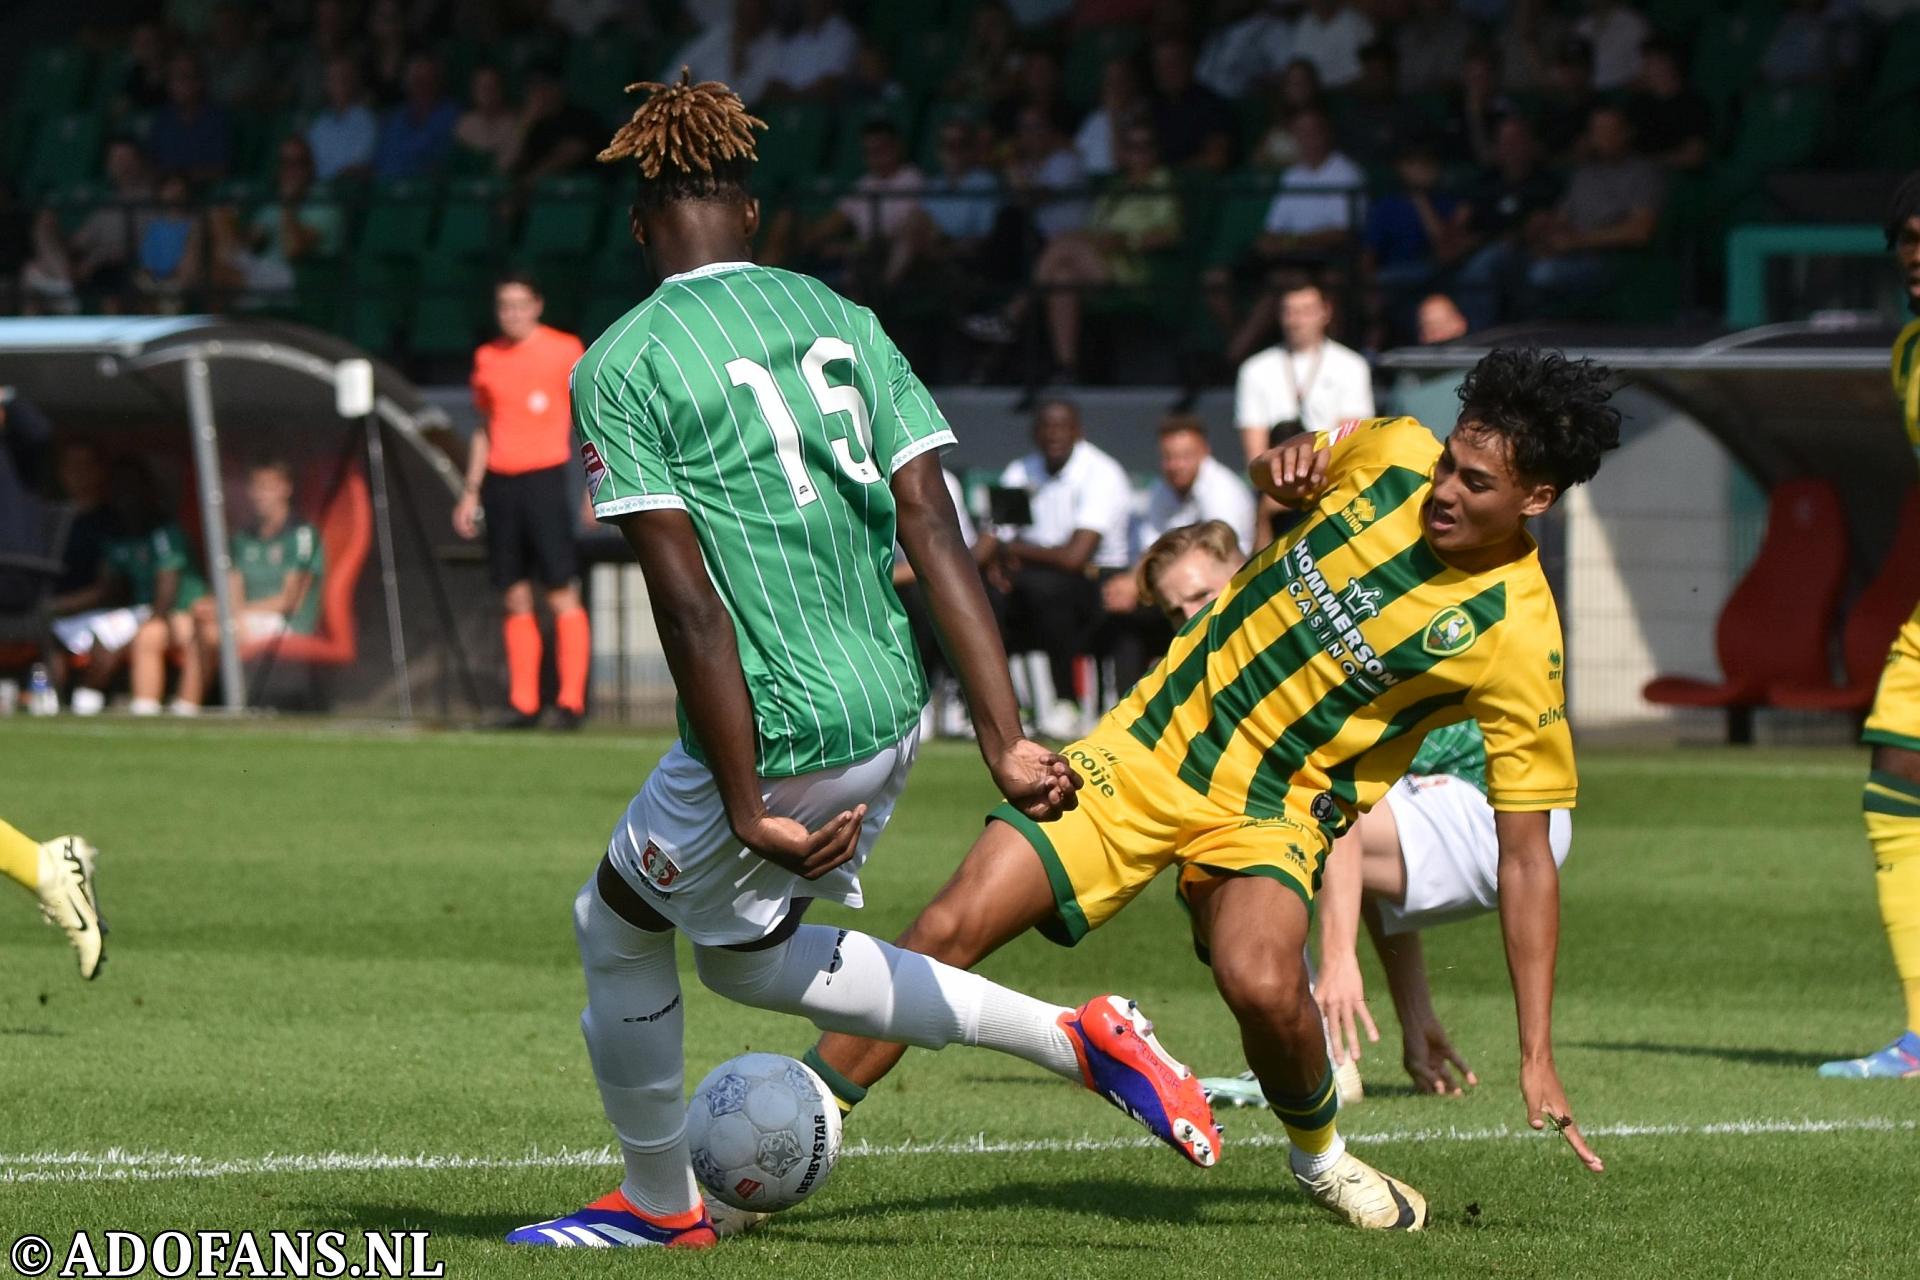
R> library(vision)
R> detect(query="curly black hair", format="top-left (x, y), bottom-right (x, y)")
top-left (1454, 347), bottom-right (1621, 493)
top-left (1885, 169), bottom-right (1920, 249)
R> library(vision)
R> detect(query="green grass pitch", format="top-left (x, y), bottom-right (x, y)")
top-left (0, 720), bottom-right (1913, 1277)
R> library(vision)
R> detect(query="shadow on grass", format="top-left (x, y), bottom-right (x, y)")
top-left (1566, 1040), bottom-right (1839, 1069)
top-left (314, 1205), bottom-right (526, 1243)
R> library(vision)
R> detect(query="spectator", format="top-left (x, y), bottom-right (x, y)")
top-left (1005, 104), bottom-right (1088, 242)
top-left (664, 0), bottom-right (779, 107)
top-left (1024, 121), bottom-right (1183, 380)
top-left (1076, 56), bottom-right (1146, 177)
top-left (49, 443), bottom-right (118, 612)
top-left (1453, 43), bottom-right (1516, 168)
top-left (1536, 37), bottom-right (1597, 155)
top-left (1195, 0), bottom-right (1294, 101)
top-left (548, 0), bottom-right (625, 38)
top-left (290, 0), bottom-right (364, 112)
top-left (1137, 415), bottom-right (1258, 556)
top-left (1493, 0), bottom-right (1571, 94)
top-left (849, 36), bottom-right (909, 112)
top-left (981, 399), bottom-right (1132, 740)
top-left (1363, 138), bottom-right (1470, 343)
top-left (22, 138), bottom-right (154, 312)
top-left (201, 136), bottom-right (343, 301)
top-left (1147, 35), bottom-right (1235, 172)
top-left (1291, 0), bottom-right (1376, 90)
top-left (1574, 0), bottom-right (1649, 92)
top-left (504, 65), bottom-right (602, 183)
top-left (1257, 108), bottom-right (1366, 252)
top-left (454, 65), bottom-right (518, 175)
top-left (1416, 291), bottom-right (1470, 343)
top-left (915, 119), bottom-right (1004, 248)
top-left (54, 456), bottom-right (208, 717)
top-left (1135, 518), bottom-right (1245, 626)
top-left (1515, 103), bottom-right (1663, 310)
top-left (205, 2), bottom-right (276, 111)
top-left (455, 274), bottom-right (590, 729)
top-left (945, 1), bottom-right (1021, 110)
top-left (307, 57), bottom-right (379, 182)
top-left (765, 0), bottom-right (858, 101)
top-left (373, 54), bottom-right (459, 181)
top-left (136, 173), bottom-right (203, 305)
top-left (1453, 113), bottom-right (1562, 328)
top-left (1339, 39), bottom-right (1422, 169)
top-left (1628, 38), bottom-right (1711, 172)
top-left (183, 459), bottom-right (324, 709)
top-left (118, 20), bottom-right (172, 116)
top-left (1760, 0), bottom-right (1835, 88)
top-left (992, 45), bottom-right (1070, 137)
top-left (798, 119), bottom-right (926, 289)
top-left (1235, 271), bottom-right (1375, 467)
top-left (365, 0), bottom-right (413, 105)
top-left (1397, 0), bottom-right (1478, 95)
top-left (147, 53), bottom-right (233, 184)
top-left (1249, 60), bottom-right (1327, 169)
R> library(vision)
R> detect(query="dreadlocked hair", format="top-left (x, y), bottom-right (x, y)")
top-left (1886, 170), bottom-right (1920, 248)
top-left (600, 68), bottom-right (766, 214)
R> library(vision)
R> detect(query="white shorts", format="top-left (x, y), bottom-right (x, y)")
top-left (604, 726), bottom-right (920, 947)
top-left (51, 606), bottom-right (151, 655)
top-left (1372, 775), bottom-right (1573, 937)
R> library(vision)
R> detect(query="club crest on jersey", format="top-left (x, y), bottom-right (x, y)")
top-left (580, 441), bottom-right (608, 499)
top-left (639, 841), bottom-right (681, 890)
top-left (1422, 606), bottom-right (1477, 657)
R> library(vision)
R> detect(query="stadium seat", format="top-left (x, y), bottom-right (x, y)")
top-left (242, 468), bottom-right (371, 670)
top-left (21, 112), bottom-right (104, 195)
top-left (1871, 14), bottom-right (1920, 105)
top-left (1064, 26), bottom-right (1144, 111)
top-left (434, 179), bottom-right (506, 258)
top-left (1692, 9), bottom-right (1780, 119)
top-left (1769, 487), bottom-right (1920, 713)
top-left (520, 176), bottom-right (603, 257)
top-left (356, 179), bottom-right (436, 258)
top-left (407, 255), bottom-right (493, 356)
top-left (753, 102), bottom-right (834, 194)
top-left (10, 45), bottom-right (92, 124)
top-left (341, 257), bottom-right (411, 353)
top-left (1643, 478), bottom-right (1848, 741)
top-left (563, 32), bottom-right (642, 118)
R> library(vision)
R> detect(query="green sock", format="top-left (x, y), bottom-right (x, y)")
top-left (803, 1046), bottom-right (867, 1115)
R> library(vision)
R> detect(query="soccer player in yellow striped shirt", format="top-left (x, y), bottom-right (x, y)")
top-left (806, 348), bottom-right (1619, 1229)
top-left (1823, 173), bottom-right (1920, 1079)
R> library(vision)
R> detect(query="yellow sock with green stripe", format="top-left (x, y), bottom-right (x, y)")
top-left (1269, 1059), bottom-right (1346, 1177)
top-left (802, 1046), bottom-right (866, 1116)
top-left (0, 819), bottom-right (40, 893)
top-left (1864, 770), bottom-right (1920, 1032)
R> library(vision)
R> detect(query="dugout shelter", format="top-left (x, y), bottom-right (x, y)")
top-left (0, 316), bottom-right (492, 718)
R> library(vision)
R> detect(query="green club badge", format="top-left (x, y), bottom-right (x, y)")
top-left (1422, 606), bottom-right (1477, 657)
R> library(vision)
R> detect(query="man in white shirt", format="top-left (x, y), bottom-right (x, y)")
top-left (1291, 0), bottom-right (1376, 89)
top-left (983, 400), bottom-right (1132, 737)
top-left (1235, 272), bottom-right (1376, 467)
top-left (1259, 110), bottom-right (1367, 247)
top-left (766, 0), bottom-right (858, 99)
top-left (1196, 0), bottom-right (1295, 100)
top-left (1574, 0), bottom-right (1650, 91)
top-left (1100, 416), bottom-right (1260, 691)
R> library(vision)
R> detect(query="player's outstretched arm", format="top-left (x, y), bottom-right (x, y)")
top-left (616, 509), bottom-right (865, 879)
top-left (891, 453), bottom-right (1081, 822)
top-left (1494, 808), bottom-right (1603, 1172)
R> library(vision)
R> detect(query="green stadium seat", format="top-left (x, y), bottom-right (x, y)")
top-left (11, 46), bottom-right (92, 123)
top-left (1692, 10), bottom-right (1780, 118)
top-left (520, 176), bottom-right (603, 257)
top-left (753, 102), bottom-right (834, 193)
top-left (564, 32), bottom-right (642, 118)
top-left (1871, 14), bottom-right (1920, 106)
top-left (1724, 85), bottom-right (1829, 180)
top-left (356, 179), bottom-right (436, 258)
top-left (1642, 0), bottom-right (1716, 40)
top-left (22, 112), bottom-right (104, 195)
top-left (1064, 27), bottom-right (1143, 112)
top-left (1203, 178), bottom-right (1277, 268)
top-left (407, 255), bottom-right (493, 356)
top-left (341, 258), bottom-right (410, 354)
top-left (434, 179), bottom-right (506, 258)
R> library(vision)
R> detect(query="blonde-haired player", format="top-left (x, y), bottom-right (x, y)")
top-left (0, 819), bottom-right (105, 979)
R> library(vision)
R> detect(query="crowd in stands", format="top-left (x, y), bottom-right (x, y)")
top-left (1, 0), bottom-right (1913, 380)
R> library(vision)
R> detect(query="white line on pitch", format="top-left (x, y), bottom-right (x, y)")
top-left (0, 1116), bottom-right (1907, 1186)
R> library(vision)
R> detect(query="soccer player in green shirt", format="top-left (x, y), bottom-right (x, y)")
top-left (506, 74), bottom-right (1220, 1252)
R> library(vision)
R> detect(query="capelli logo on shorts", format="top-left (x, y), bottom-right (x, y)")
top-left (640, 841), bottom-right (681, 890)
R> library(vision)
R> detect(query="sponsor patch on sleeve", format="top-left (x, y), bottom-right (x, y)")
top-left (581, 441), bottom-right (608, 499)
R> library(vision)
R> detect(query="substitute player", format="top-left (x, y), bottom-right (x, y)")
top-left (1823, 173), bottom-right (1920, 1079)
top-left (0, 819), bottom-right (105, 979)
top-left (455, 273), bottom-right (591, 729)
top-left (810, 352), bottom-right (1619, 1230)
top-left (506, 74), bottom-right (1217, 1252)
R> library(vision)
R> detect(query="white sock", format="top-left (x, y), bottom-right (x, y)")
top-left (572, 879), bottom-right (700, 1219)
top-left (128, 697), bottom-right (161, 716)
top-left (70, 688), bottom-right (104, 716)
top-left (694, 925), bottom-right (1082, 1081)
top-left (1288, 1132), bottom-right (1347, 1179)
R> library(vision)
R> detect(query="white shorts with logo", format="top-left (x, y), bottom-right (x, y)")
top-left (604, 726), bottom-right (920, 947)
top-left (1372, 774), bottom-right (1573, 937)
top-left (51, 606), bottom-right (151, 655)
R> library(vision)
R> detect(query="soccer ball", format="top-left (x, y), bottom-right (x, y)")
top-left (686, 1053), bottom-right (842, 1212)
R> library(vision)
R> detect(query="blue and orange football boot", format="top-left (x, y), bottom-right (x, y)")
top-left (1061, 994), bottom-right (1221, 1167)
top-left (505, 1190), bottom-right (718, 1249)
top-left (1818, 1031), bottom-right (1920, 1078)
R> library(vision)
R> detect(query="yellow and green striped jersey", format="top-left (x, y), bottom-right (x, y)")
top-left (1893, 317), bottom-right (1920, 458)
top-left (1110, 415), bottom-right (1576, 828)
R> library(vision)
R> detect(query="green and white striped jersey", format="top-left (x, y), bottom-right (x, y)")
top-left (571, 261), bottom-right (956, 778)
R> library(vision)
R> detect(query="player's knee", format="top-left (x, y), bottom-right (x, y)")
top-left (693, 943), bottom-right (786, 1007)
top-left (502, 582), bottom-right (535, 614)
top-left (894, 899), bottom-right (985, 967)
top-left (1211, 949), bottom-right (1311, 1029)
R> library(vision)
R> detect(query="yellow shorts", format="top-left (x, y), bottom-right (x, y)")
top-left (1865, 606), bottom-right (1920, 753)
top-left (988, 724), bottom-right (1329, 949)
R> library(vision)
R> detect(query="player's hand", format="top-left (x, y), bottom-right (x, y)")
top-left (1521, 1056), bottom-right (1604, 1172)
top-left (1313, 953), bottom-right (1378, 1066)
top-left (1250, 433), bottom-right (1329, 508)
top-left (988, 737), bottom-right (1083, 822)
top-left (1401, 1008), bottom-right (1477, 1096)
top-left (734, 805), bottom-right (869, 881)
top-left (453, 492), bottom-right (482, 540)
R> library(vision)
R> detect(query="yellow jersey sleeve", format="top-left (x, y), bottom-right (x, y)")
top-left (1893, 318), bottom-right (1920, 453)
top-left (1464, 599), bottom-right (1577, 811)
top-left (1313, 416), bottom-right (1442, 489)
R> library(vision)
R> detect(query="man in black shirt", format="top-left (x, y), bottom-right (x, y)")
top-left (1148, 35), bottom-right (1235, 173)
top-left (1450, 115), bottom-right (1563, 328)
top-left (1627, 39), bottom-right (1711, 172)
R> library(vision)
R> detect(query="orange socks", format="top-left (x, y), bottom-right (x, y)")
top-left (556, 606), bottom-right (590, 715)
top-left (504, 613), bottom-right (542, 716)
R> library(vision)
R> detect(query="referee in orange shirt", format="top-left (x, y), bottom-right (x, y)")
top-left (455, 273), bottom-right (591, 728)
